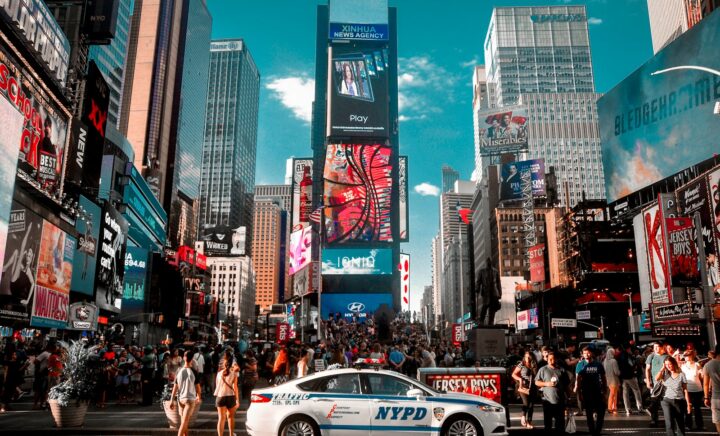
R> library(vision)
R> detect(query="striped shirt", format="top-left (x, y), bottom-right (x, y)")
top-left (663, 372), bottom-right (687, 400)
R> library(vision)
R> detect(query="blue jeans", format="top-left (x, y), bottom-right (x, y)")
top-left (661, 398), bottom-right (687, 436)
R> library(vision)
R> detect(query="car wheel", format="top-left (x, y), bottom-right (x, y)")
top-left (280, 416), bottom-right (319, 436)
top-left (442, 415), bottom-right (481, 436)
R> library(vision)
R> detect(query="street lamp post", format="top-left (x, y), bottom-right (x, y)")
top-left (623, 292), bottom-right (637, 343)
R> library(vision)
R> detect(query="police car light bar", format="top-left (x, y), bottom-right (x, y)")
top-left (353, 358), bottom-right (386, 370)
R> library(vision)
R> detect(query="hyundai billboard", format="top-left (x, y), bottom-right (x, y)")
top-left (321, 292), bottom-right (393, 321)
top-left (321, 248), bottom-right (393, 275)
top-left (599, 11), bottom-right (720, 202)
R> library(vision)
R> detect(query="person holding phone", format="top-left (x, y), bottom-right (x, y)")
top-left (656, 356), bottom-right (691, 436)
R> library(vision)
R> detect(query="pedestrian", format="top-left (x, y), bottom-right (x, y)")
top-left (214, 350), bottom-right (239, 436)
top-left (657, 356), bottom-right (691, 436)
top-left (388, 346), bottom-right (405, 372)
top-left (645, 342), bottom-right (668, 427)
top-left (296, 349), bottom-right (309, 379)
top-left (603, 346), bottom-right (620, 413)
top-left (140, 345), bottom-right (156, 406)
top-left (511, 350), bottom-right (537, 429)
top-left (31, 343), bottom-right (52, 410)
top-left (192, 346), bottom-right (205, 392)
top-left (241, 350), bottom-right (258, 409)
top-left (538, 346), bottom-right (551, 369)
top-left (535, 351), bottom-right (570, 434)
top-left (272, 346), bottom-right (290, 385)
top-left (1, 349), bottom-right (23, 412)
top-left (576, 346), bottom-right (607, 436)
top-left (681, 349), bottom-right (704, 431)
top-left (167, 348), bottom-right (183, 382)
top-left (618, 343), bottom-right (644, 415)
top-left (703, 344), bottom-right (720, 434)
top-left (169, 350), bottom-right (202, 436)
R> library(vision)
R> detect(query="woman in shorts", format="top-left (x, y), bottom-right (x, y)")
top-left (214, 350), bottom-right (239, 436)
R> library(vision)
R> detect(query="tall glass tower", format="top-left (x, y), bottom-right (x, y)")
top-left (199, 40), bottom-right (260, 255)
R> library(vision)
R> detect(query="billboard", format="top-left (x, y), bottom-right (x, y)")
top-left (400, 253), bottom-right (410, 311)
top-left (66, 302), bottom-right (98, 331)
top-left (95, 205), bottom-right (128, 313)
top-left (200, 226), bottom-right (245, 256)
top-left (322, 248), bottom-right (393, 275)
top-left (327, 43), bottom-right (389, 138)
top-left (323, 144), bottom-right (392, 243)
top-left (666, 217), bottom-right (701, 288)
top-left (710, 168), bottom-right (720, 294)
top-left (289, 226), bottom-right (312, 275)
top-left (291, 158), bottom-right (313, 232)
top-left (634, 212), bottom-right (653, 310)
top-left (31, 221), bottom-right (74, 328)
top-left (477, 106), bottom-right (529, 156)
top-left (0, 45), bottom-right (70, 201)
top-left (642, 203), bottom-right (670, 304)
top-left (320, 292), bottom-right (393, 321)
top-left (399, 156), bottom-right (408, 241)
top-left (329, 23), bottom-right (389, 41)
top-left (122, 246), bottom-right (148, 316)
top-left (83, 0), bottom-right (120, 43)
top-left (0, 202), bottom-right (42, 324)
top-left (676, 176), bottom-right (714, 260)
top-left (499, 276), bottom-right (525, 328)
top-left (499, 159), bottom-right (545, 201)
top-left (516, 308), bottom-right (539, 331)
top-left (598, 10), bottom-right (720, 202)
top-left (70, 195), bottom-right (101, 295)
top-left (528, 243), bottom-right (545, 284)
top-left (0, 89), bottom-right (23, 273)
top-left (76, 60), bottom-right (109, 192)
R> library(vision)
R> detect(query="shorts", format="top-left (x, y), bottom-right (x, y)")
top-left (712, 399), bottom-right (720, 423)
top-left (215, 395), bottom-right (237, 409)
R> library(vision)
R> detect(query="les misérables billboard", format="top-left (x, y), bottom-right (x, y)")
top-left (599, 10), bottom-right (720, 202)
top-left (327, 42), bottom-right (389, 138)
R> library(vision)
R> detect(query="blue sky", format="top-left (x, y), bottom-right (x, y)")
top-left (207, 0), bottom-right (654, 313)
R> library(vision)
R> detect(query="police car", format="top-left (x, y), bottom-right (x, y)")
top-left (246, 361), bottom-right (507, 436)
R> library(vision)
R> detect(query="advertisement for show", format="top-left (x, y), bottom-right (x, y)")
top-left (0, 45), bottom-right (70, 200)
top-left (642, 202), bottom-right (671, 304)
top-left (289, 226), bottom-right (312, 275)
top-left (200, 226), bottom-right (245, 256)
top-left (327, 43), bottom-right (389, 138)
top-left (291, 158), bottom-right (313, 232)
top-left (477, 106), bottom-right (529, 156)
top-left (665, 217), bottom-right (701, 288)
top-left (321, 248), bottom-right (393, 275)
top-left (676, 176), bottom-right (716, 265)
top-left (499, 276), bottom-right (527, 328)
top-left (419, 369), bottom-right (503, 405)
top-left (634, 212), bottom-right (653, 310)
top-left (499, 159), bottom-right (545, 201)
top-left (70, 195), bottom-right (101, 295)
top-left (0, 201), bottom-right (43, 323)
top-left (31, 221), bottom-right (75, 328)
top-left (399, 253), bottom-right (410, 311)
top-left (77, 60), bottom-right (109, 192)
top-left (399, 156), bottom-right (408, 242)
top-left (324, 144), bottom-right (393, 243)
top-left (122, 246), bottom-right (148, 316)
top-left (95, 205), bottom-right (128, 313)
top-left (0, 87), bottom-right (23, 272)
top-left (598, 11), bottom-right (720, 202)
top-left (516, 308), bottom-right (539, 331)
top-left (321, 292), bottom-right (393, 321)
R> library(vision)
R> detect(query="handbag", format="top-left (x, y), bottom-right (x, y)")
top-left (650, 381), bottom-right (666, 398)
top-left (565, 413), bottom-right (577, 434)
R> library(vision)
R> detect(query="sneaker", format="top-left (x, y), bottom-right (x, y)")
top-left (625, 410), bottom-right (631, 416)
top-left (643, 409), bottom-right (651, 416)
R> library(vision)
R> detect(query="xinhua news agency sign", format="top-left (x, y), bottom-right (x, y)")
top-left (329, 23), bottom-right (389, 41)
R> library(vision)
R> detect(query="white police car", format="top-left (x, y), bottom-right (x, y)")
top-left (246, 364), bottom-right (507, 436)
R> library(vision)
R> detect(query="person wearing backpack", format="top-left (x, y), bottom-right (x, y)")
top-left (169, 351), bottom-right (201, 436)
top-left (619, 343), bottom-right (644, 415)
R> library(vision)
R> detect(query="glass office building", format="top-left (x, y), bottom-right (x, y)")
top-left (199, 40), bottom-right (260, 255)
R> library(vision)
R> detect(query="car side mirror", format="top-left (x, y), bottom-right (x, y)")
top-left (407, 388), bottom-right (425, 399)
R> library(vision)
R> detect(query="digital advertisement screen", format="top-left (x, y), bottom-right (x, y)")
top-left (95, 204), bottom-right (128, 313)
top-left (327, 42), bottom-right (389, 138)
top-left (0, 90), bottom-right (22, 274)
top-left (598, 11), bottom-right (720, 202)
top-left (122, 246), bottom-right (148, 316)
top-left (323, 144), bottom-right (392, 243)
top-left (77, 60), bottom-right (109, 192)
top-left (477, 106), bottom-right (529, 156)
top-left (289, 225), bottom-right (312, 275)
top-left (291, 158), bottom-right (313, 232)
top-left (31, 221), bottom-right (74, 328)
top-left (709, 167), bottom-right (720, 261)
top-left (320, 292), bottom-right (393, 321)
top-left (399, 156), bottom-right (408, 242)
top-left (499, 159), bottom-right (545, 201)
top-left (321, 248), bottom-right (393, 275)
top-left (71, 195), bottom-right (101, 295)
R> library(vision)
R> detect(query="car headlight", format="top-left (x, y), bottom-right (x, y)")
top-left (478, 405), bottom-right (504, 413)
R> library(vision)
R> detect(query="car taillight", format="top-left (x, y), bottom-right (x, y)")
top-left (251, 394), bottom-right (271, 403)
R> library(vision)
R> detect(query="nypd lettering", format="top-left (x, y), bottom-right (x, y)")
top-left (374, 406), bottom-right (428, 421)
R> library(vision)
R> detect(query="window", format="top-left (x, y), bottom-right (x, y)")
top-left (365, 374), bottom-right (420, 397)
top-left (297, 374), bottom-right (362, 394)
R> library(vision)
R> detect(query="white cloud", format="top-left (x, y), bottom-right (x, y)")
top-left (265, 76), bottom-right (315, 123)
top-left (397, 56), bottom-right (457, 122)
top-left (414, 182), bottom-right (441, 197)
top-left (588, 17), bottom-right (603, 25)
top-left (460, 57), bottom-right (479, 68)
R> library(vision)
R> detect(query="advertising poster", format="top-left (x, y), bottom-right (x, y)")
top-left (0, 93), bottom-right (23, 272)
top-left (323, 144), bottom-right (392, 243)
top-left (292, 265), bottom-right (310, 297)
top-left (70, 195), bottom-right (101, 295)
top-left (598, 11), bottom-right (720, 202)
top-left (399, 156), bottom-right (408, 241)
top-left (452, 324), bottom-right (463, 345)
top-left (321, 248), bottom-right (392, 275)
top-left (421, 371), bottom-right (503, 405)
top-left (665, 217), bottom-right (701, 288)
top-left (122, 246), bottom-right (148, 316)
top-left (289, 226), bottom-right (312, 275)
top-left (676, 176), bottom-right (715, 260)
top-left (477, 106), bottom-right (529, 156)
top-left (399, 253), bottom-right (410, 311)
top-left (499, 276), bottom-right (526, 331)
top-left (643, 203), bottom-right (670, 304)
top-left (0, 45), bottom-right (70, 200)
top-left (66, 302), bottom-right (98, 331)
top-left (708, 167), bottom-right (720, 297)
top-left (95, 205), bottom-right (128, 312)
top-left (0, 202), bottom-right (42, 323)
top-left (31, 221), bottom-right (74, 328)
top-left (528, 243), bottom-right (545, 284)
top-left (321, 292), bottom-right (393, 321)
top-left (634, 212), bottom-right (653, 310)
top-left (516, 308), bottom-right (540, 331)
top-left (291, 158), bottom-right (313, 232)
top-left (200, 226), bottom-right (244, 256)
top-left (78, 60), bottom-right (109, 192)
top-left (327, 42), bottom-right (389, 138)
top-left (499, 159), bottom-right (545, 201)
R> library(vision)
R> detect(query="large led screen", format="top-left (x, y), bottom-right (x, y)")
top-left (95, 205), bottom-right (128, 313)
top-left (327, 43), bottom-right (389, 138)
top-left (323, 143), bottom-right (392, 243)
top-left (122, 246), bottom-right (148, 316)
top-left (291, 158), bottom-right (313, 232)
top-left (0, 90), bottom-right (23, 273)
top-left (70, 195), bottom-right (101, 295)
top-left (321, 248), bottom-right (392, 275)
top-left (599, 11), bottom-right (720, 202)
top-left (289, 225), bottom-right (312, 275)
top-left (399, 156), bottom-right (408, 241)
top-left (321, 292), bottom-right (393, 321)
top-left (477, 106), bottom-right (529, 156)
top-left (499, 159), bottom-right (545, 201)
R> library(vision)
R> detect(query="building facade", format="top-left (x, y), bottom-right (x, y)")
top-left (441, 165), bottom-right (460, 194)
top-left (646, 0), bottom-right (716, 53)
top-left (251, 200), bottom-right (283, 310)
top-left (199, 40), bottom-right (260, 255)
top-left (207, 256), bottom-right (256, 328)
top-left (254, 184), bottom-right (292, 301)
top-left (431, 234), bottom-right (443, 328)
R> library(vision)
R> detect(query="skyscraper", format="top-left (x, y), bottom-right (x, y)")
top-left (441, 165), bottom-right (460, 193)
top-left (199, 39), bottom-right (260, 255)
top-left (647, 0), bottom-right (716, 53)
top-left (251, 199), bottom-right (282, 310)
top-left (255, 184), bottom-right (292, 301)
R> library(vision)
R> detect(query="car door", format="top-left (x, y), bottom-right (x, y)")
top-left (302, 373), bottom-right (372, 435)
top-left (363, 373), bottom-right (433, 436)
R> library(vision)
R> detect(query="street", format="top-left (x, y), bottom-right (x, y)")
top-left (1, 399), bottom-right (719, 435)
